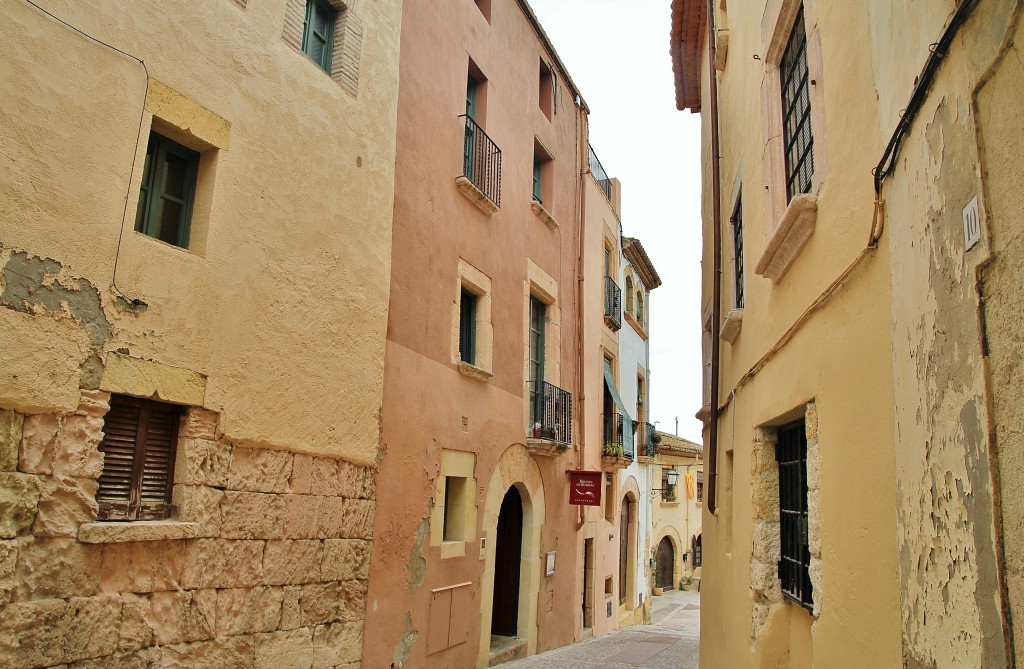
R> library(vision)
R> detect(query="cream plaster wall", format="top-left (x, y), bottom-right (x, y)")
top-left (694, 0), bottom-right (903, 666)
top-left (0, 0), bottom-right (403, 464)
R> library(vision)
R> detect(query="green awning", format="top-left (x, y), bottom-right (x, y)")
top-left (603, 359), bottom-right (633, 442)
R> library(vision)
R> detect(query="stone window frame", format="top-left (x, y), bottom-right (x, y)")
top-left (755, 0), bottom-right (828, 283)
top-left (131, 80), bottom-right (232, 258)
top-left (430, 449), bottom-right (477, 559)
top-left (282, 0), bottom-right (364, 97)
top-left (452, 259), bottom-right (493, 381)
top-left (749, 401), bottom-right (822, 643)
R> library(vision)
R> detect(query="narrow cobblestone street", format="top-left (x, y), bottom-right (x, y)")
top-left (501, 589), bottom-right (700, 669)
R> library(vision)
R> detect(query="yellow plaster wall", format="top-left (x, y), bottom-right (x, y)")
top-left (0, 0), bottom-right (403, 463)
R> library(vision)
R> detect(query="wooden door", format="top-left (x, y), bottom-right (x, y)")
top-left (619, 497), bottom-right (629, 604)
top-left (492, 487), bottom-right (523, 637)
top-left (657, 537), bottom-right (674, 589)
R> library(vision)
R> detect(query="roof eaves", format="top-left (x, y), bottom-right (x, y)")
top-left (623, 237), bottom-right (663, 290)
top-left (670, 0), bottom-right (705, 112)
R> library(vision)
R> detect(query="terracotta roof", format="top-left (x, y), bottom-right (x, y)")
top-left (654, 430), bottom-right (703, 455)
top-left (670, 0), bottom-right (705, 112)
top-left (622, 237), bottom-right (662, 290)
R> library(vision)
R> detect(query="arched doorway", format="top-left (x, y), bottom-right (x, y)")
top-left (619, 496), bottom-right (629, 605)
top-left (657, 536), bottom-right (675, 590)
top-left (492, 486), bottom-right (524, 637)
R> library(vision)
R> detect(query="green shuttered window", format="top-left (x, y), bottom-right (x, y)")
top-left (97, 395), bottom-right (182, 521)
top-left (460, 287), bottom-right (477, 365)
top-left (302, 0), bottom-right (336, 72)
top-left (134, 133), bottom-right (199, 249)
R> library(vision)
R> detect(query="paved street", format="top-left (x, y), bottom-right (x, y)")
top-left (502, 589), bottom-right (700, 668)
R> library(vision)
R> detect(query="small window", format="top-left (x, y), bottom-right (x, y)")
top-left (625, 276), bottom-right (634, 312)
top-left (696, 471), bottom-right (704, 502)
top-left (781, 6), bottom-right (813, 200)
top-left (134, 133), bottom-right (199, 249)
top-left (662, 469), bottom-right (678, 501)
top-left (302, 0), bottom-right (336, 72)
top-left (459, 287), bottom-right (478, 365)
top-left (539, 60), bottom-right (555, 120)
top-left (532, 139), bottom-right (552, 206)
top-left (97, 395), bottom-right (182, 521)
top-left (443, 476), bottom-right (468, 541)
top-left (777, 419), bottom-right (813, 609)
top-left (635, 291), bottom-right (644, 325)
top-left (732, 193), bottom-right (745, 309)
top-left (474, 0), bottom-right (492, 22)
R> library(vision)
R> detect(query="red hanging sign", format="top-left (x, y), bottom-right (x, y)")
top-left (567, 470), bottom-right (603, 506)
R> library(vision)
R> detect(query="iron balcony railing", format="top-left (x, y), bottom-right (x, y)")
top-left (588, 143), bottom-right (612, 201)
top-left (529, 380), bottom-right (572, 445)
top-left (603, 412), bottom-right (634, 459)
top-left (461, 114), bottom-right (502, 208)
top-left (604, 276), bottom-right (622, 330)
top-left (636, 421), bottom-right (656, 457)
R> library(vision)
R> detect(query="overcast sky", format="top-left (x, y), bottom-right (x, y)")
top-left (530, 0), bottom-right (706, 442)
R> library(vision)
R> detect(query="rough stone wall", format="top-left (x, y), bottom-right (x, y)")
top-left (0, 391), bottom-right (375, 669)
top-left (749, 402), bottom-right (822, 644)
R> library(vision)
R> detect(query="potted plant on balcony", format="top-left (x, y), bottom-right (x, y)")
top-left (532, 422), bottom-right (543, 439)
top-left (651, 432), bottom-right (662, 446)
top-left (603, 442), bottom-right (624, 458)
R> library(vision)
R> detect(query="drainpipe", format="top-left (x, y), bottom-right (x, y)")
top-left (576, 103), bottom-right (588, 531)
top-left (705, 0), bottom-right (723, 515)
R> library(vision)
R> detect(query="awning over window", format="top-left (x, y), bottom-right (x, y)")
top-left (603, 359), bottom-right (633, 442)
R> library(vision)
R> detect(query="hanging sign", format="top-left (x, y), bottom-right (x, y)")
top-left (567, 469), bottom-right (603, 506)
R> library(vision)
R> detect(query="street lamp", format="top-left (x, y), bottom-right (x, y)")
top-left (650, 469), bottom-right (679, 498)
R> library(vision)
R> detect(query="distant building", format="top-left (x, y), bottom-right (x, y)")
top-left (0, 0), bottom-right (402, 666)
top-left (672, 0), bottom-right (1022, 666)
top-left (646, 431), bottom-right (703, 593)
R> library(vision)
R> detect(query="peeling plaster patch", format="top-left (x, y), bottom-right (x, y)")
top-left (0, 252), bottom-right (111, 350)
top-left (391, 611), bottom-right (418, 668)
top-left (407, 518), bottom-right (428, 594)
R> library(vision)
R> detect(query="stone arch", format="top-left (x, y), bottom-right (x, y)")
top-left (618, 475), bottom-right (641, 617)
top-left (477, 444), bottom-right (545, 666)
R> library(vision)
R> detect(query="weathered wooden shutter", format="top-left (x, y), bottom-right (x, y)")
top-left (97, 396), bottom-right (181, 521)
top-left (97, 396), bottom-right (143, 520)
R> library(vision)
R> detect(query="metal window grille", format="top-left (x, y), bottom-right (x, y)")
top-left (780, 6), bottom-right (814, 201)
top-left (459, 287), bottom-right (477, 365)
top-left (529, 380), bottom-right (572, 444)
top-left (732, 194), bottom-right (744, 309)
top-left (776, 419), bottom-right (813, 609)
top-left (461, 114), bottom-right (502, 208)
top-left (604, 276), bottom-right (622, 330)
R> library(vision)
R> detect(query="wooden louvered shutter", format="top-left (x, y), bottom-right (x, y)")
top-left (137, 401), bottom-right (180, 520)
top-left (97, 395), bottom-right (181, 521)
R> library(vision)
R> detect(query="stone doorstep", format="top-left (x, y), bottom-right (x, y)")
top-left (489, 635), bottom-right (527, 667)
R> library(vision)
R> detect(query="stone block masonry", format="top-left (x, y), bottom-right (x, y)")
top-left (0, 393), bottom-right (375, 668)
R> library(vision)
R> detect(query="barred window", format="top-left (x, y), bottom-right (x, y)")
top-left (776, 419), bottom-right (813, 609)
top-left (780, 6), bottom-right (814, 201)
top-left (97, 395), bottom-right (182, 521)
top-left (732, 193), bottom-right (744, 309)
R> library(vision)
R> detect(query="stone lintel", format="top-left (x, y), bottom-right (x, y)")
top-left (79, 521), bottom-right (201, 544)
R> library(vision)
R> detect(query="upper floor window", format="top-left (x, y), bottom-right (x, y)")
top-left (302, 0), bottom-right (336, 72)
top-left (97, 395), bottom-right (182, 521)
top-left (625, 275), bottom-right (634, 312)
top-left (539, 59), bottom-right (555, 121)
top-left (732, 193), bottom-right (745, 309)
top-left (529, 296), bottom-right (546, 384)
top-left (635, 291), bottom-right (644, 326)
top-left (459, 286), bottom-right (478, 365)
top-left (135, 133), bottom-right (199, 249)
top-left (781, 5), bottom-right (813, 200)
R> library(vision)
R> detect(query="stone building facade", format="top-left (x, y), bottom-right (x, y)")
top-left (0, 0), bottom-right (402, 666)
top-left (672, 0), bottom-right (1022, 666)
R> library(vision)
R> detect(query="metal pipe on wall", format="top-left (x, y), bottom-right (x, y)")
top-left (705, 0), bottom-right (723, 515)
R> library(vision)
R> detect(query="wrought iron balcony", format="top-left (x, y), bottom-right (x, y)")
top-left (604, 276), bottom-right (622, 331)
top-left (528, 380), bottom-right (572, 446)
top-left (461, 114), bottom-right (502, 209)
top-left (635, 421), bottom-right (656, 458)
top-left (603, 412), bottom-right (624, 455)
top-left (588, 144), bottom-right (612, 201)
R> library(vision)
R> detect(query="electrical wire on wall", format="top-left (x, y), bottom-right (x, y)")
top-left (22, 0), bottom-right (149, 306)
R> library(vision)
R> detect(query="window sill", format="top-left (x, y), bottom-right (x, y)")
top-left (78, 520), bottom-right (201, 544)
top-left (623, 312), bottom-right (648, 340)
top-left (458, 361), bottom-right (493, 381)
top-left (455, 176), bottom-right (499, 215)
top-left (440, 540), bottom-right (467, 559)
top-left (526, 437), bottom-right (569, 457)
top-left (531, 200), bottom-right (559, 229)
top-left (755, 194), bottom-right (817, 283)
top-left (660, 500), bottom-right (680, 506)
top-left (719, 309), bottom-right (743, 343)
